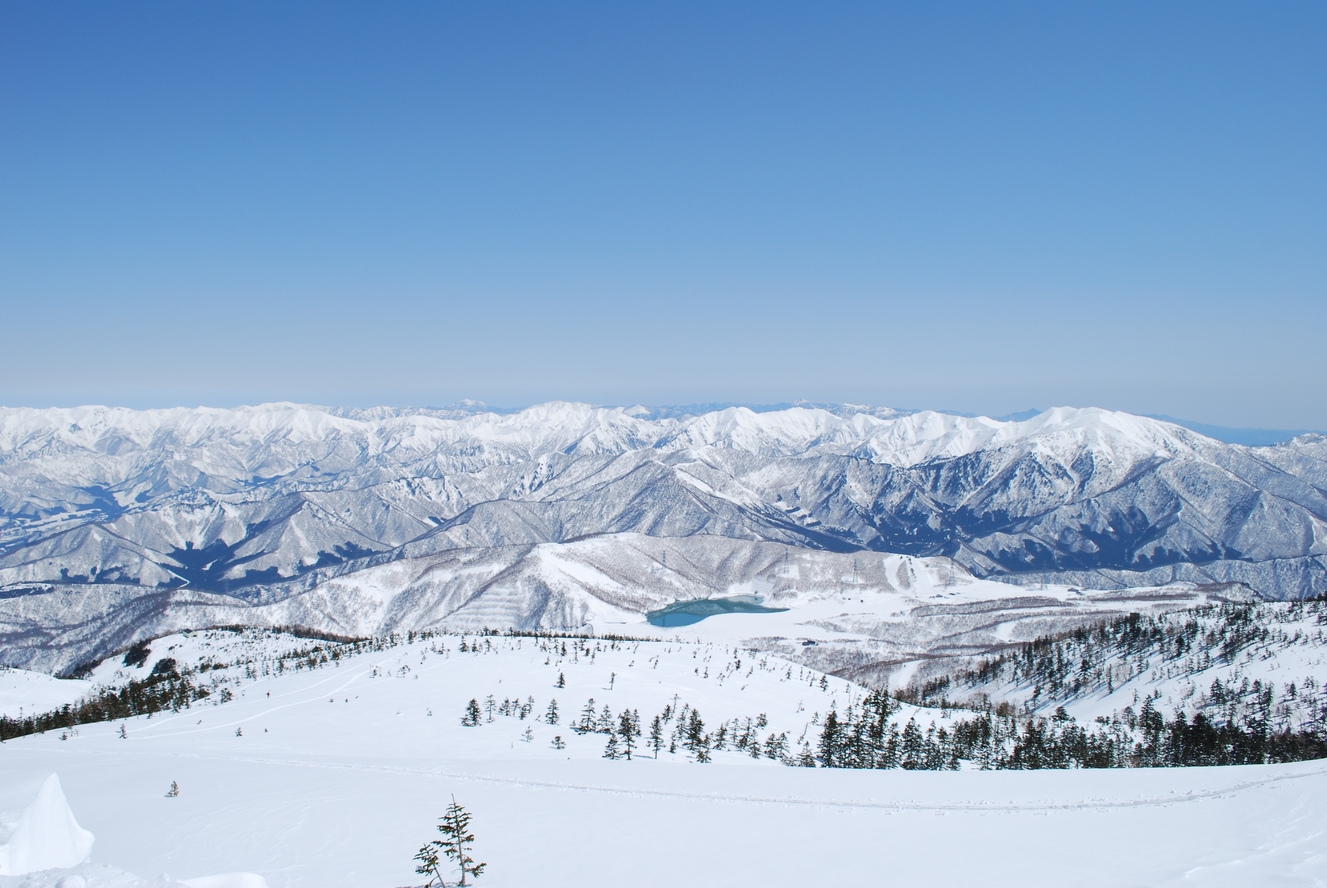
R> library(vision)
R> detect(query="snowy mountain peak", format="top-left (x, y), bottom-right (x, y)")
top-left (0, 400), bottom-right (1324, 614)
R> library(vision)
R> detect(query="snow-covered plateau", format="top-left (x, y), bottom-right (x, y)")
top-left (4, 625), bottom-right (1327, 888)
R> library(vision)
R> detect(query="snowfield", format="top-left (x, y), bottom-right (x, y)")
top-left (3, 628), bottom-right (1327, 887)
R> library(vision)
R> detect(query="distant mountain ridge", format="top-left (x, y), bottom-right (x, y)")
top-left (1144, 414), bottom-right (1323, 447)
top-left (0, 402), bottom-right (1324, 637)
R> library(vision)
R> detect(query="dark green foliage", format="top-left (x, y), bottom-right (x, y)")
top-left (416, 797), bottom-right (486, 887)
top-left (812, 682), bottom-right (1327, 772)
top-left (123, 640), bottom-right (152, 668)
top-left (617, 710), bottom-right (638, 760)
top-left (1, 669), bottom-right (208, 742)
top-left (648, 715), bottom-right (664, 758)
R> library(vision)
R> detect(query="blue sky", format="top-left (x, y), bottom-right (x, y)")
top-left (2, 2), bottom-right (1323, 427)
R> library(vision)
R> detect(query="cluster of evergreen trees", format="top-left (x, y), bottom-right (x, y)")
top-left (3, 626), bottom-right (398, 743)
top-left (564, 696), bottom-right (790, 763)
top-left (848, 600), bottom-right (1327, 771)
top-left (811, 692), bottom-right (1327, 770)
top-left (920, 601), bottom-right (1327, 731)
top-left (14, 616), bottom-right (1327, 771)
top-left (0, 659), bottom-right (208, 742)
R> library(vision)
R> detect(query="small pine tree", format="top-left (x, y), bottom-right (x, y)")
top-left (545, 698), bottom-right (559, 725)
top-left (462, 698), bottom-right (481, 727)
top-left (575, 699), bottom-right (597, 734)
top-left (117, 724), bottom-right (127, 740)
top-left (685, 710), bottom-right (705, 751)
top-left (556, 671), bottom-right (566, 688)
top-left (603, 728), bottom-right (621, 760)
top-left (551, 735), bottom-right (566, 750)
top-left (618, 711), bottom-right (636, 760)
top-left (649, 715), bottom-right (664, 758)
top-left (417, 797), bottom-right (487, 887)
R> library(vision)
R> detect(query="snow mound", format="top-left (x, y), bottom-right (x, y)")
top-left (0, 774), bottom-right (94, 875)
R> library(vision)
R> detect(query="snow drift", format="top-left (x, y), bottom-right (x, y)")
top-left (0, 774), bottom-right (93, 875)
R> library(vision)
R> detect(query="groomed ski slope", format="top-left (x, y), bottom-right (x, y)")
top-left (2, 629), bottom-right (1326, 887)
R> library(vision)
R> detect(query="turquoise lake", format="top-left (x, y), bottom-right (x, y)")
top-left (645, 597), bottom-right (788, 627)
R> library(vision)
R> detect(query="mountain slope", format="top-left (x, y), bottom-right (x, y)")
top-left (0, 402), bottom-right (1324, 657)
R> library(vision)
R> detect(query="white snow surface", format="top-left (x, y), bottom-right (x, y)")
top-left (0, 774), bottom-right (94, 875)
top-left (0, 670), bottom-right (92, 720)
top-left (2, 629), bottom-right (1326, 887)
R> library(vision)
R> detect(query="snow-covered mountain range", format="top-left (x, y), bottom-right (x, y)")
top-left (1, 401), bottom-right (1324, 669)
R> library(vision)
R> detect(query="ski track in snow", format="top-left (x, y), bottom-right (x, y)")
top-left (116, 747), bottom-right (1327, 814)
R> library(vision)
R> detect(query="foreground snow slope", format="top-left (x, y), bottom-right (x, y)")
top-left (2, 630), bottom-right (1326, 887)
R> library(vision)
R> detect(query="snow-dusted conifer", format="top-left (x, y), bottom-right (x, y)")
top-left (617, 712), bottom-right (636, 760)
top-left (416, 796), bottom-right (486, 887)
top-left (649, 715), bottom-right (664, 758)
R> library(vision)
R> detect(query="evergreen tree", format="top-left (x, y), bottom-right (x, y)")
top-left (900, 718), bottom-right (923, 770)
top-left (545, 698), bottom-right (559, 725)
top-left (684, 709), bottom-right (710, 761)
top-left (575, 699), bottom-right (597, 734)
top-left (817, 709), bottom-right (842, 767)
top-left (618, 711), bottom-right (637, 760)
top-left (462, 699), bottom-right (481, 727)
top-left (416, 796), bottom-right (486, 887)
top-left (649, 715), bottom-right (664, 758)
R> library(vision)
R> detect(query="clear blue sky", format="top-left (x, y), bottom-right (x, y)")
top-left (2, 2), bottom-right (1323, 427)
